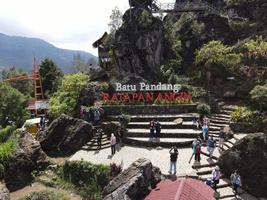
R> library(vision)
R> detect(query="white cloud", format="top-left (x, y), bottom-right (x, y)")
top-left (0, 0), bottom-right (174, 56)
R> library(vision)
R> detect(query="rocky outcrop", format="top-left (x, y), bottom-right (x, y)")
top-left (38, 114), bottom-right (93, 155)
top-left (0, 183), bottom-right (10, 200)
top-left (103, 158), bottom-right (162, 200)
top-left (112, 7), bottom-right (167, 81)
top-left (218, 133), bottom-right (267, 198)
top-left (4, 132), bottom-right (48, 191)
top-left (101, 121), bottom-right (121, 137)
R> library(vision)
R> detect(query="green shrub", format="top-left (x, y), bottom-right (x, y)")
top-left (0, 140), bottom-right (16, 169)
top-left (250, 83), bottom-right (267, 111)
top-left (230, 106), bottom-right (265, 123)
top-left (19, 190), bottom-right (70, 200)
top-left (197, 103), bottom-right (211, 116)
top-left (61, 160), bottom-right (110, 196)
top-left (0, 126), bottom-right (16, 143)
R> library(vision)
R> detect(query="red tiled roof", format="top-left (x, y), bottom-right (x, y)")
top-left (145, 178), bottom-right (215, 200)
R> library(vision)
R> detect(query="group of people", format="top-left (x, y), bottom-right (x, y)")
top-left (80, 107), bottom-right (103, 125)
top-left (149, 119), bottom-right (161, 142)
top-left (169, 145), bottom-right (242, 195)
top-left (206, 166), bottom-right (242, 196)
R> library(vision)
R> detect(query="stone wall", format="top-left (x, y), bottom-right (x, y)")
top-left (102, 104), bottom-right (196, 115)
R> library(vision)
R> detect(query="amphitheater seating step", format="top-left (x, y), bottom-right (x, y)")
top-left (123, 137), bottom-right (194, 148)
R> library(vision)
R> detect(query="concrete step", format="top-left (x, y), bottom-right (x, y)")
top-left (123, 137), bottom-right (194, 148)
top-left (192, 162), bottom-right (217, 169)
top-left (211, 114), bottom-right (231, 119)
top-left (127, 121), bottom-right (195, 129)
top-left (210, 118), bottom-right (230, 124)
top-left (81, 143), bottom-right (111, 151)
top-left (109, 113), bottom-right (199, 122)
top-left (126, 128), bottom-right (201, 138)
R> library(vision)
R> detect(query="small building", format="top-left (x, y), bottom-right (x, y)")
top-left (92, 32), bottom-right (112, 71)
top-left (145, 178), bottom-right (215, 200)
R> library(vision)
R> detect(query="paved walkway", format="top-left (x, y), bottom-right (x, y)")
top-left (70, 144), bottom-right (220, 175)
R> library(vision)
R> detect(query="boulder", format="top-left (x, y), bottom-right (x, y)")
top-left (218, 133), bottom-right (267, 198)
top-left (4, 132), bottom-right (48, 191)
top-left (0, 183), bottom-right (10, 200)
top-left (111, 7), bottom-right (166, 81)
top-left (38, 114), bottom-right (93, 155)
top-left (103, 158), bottom-right (162, 200)
top-left (101, 121), bottom-right (121, 138)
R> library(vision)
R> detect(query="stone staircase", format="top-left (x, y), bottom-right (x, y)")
top-left (122, 105), bottom-right (236, 148)
top-left (192, 140), bottom-right (257, 200)
top-left (81, 127), bottom-right (111, 151)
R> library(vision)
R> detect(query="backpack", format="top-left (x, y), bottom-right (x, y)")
top-left (208, 139), bottom-right (215, 148)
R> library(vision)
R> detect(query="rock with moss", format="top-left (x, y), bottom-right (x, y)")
top-left (103, 158), bottom-right (162, 200)
top-left (4, 132), bottom-right (49, 191)
top-left (218, 133), bottom-right (267, 198)
top-left (111, 7), bottom-right (167, 81)
top-left (38, 114), bottom-right (93, 155)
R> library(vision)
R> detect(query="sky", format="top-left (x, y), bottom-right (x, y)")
top-left (0, 0), bottom-right (172, 56)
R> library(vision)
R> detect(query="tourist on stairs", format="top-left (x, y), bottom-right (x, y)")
top-left (212, 166), bottom-right (221, 191)
top-left (155, 119), bottom-right (161, 142)
top-left (231, 170), bottom-right (242, 196)
top-left (219, 127), bottom-right (226, 150)
top-left (110, 133), bottom-right (117, 156)
top-left (149, 119), bottom-right (155, 142)
top-left (195, 140), bottom-right (201, 162)
top-left (202, 124), bottom-right (209, 141)
top-left (207, 136), bottom-right (216, 159)
top-left (168, 146), bottom-right (179, 175)
top-left (97, 129), bottom-right (102, 150)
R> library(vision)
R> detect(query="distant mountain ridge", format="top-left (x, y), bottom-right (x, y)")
top-left (0, 33), bottom-right (97, 72)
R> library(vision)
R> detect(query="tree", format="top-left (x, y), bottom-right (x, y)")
top-left (0, 82), bottom-right (30, 126)
top-left (49, 74), bottom-right (89, 118)
top-left (195, 41), bottom-right (242, 71)
top-left (1, 67), bottom-right (33, 97)
top-left (108, 7), bottom-right (123, 35)
top-left (72, 53), bottom-right (90, 73)
top-left (40, 58), bottom-right (63, 97)
top-left (250, 83), bottom-right (267, 112)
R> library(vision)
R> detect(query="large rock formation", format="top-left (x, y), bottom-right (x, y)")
top-left (218, 133), bottom-right (267, 198)
top-left (103, 158), bottom-right (162, 200)
top-left (38, 114), bottom-right (93, 155)
top-left (112, 7), bottom-right (167, 81)
top-left (0, 183), bottom-right (10, 200)
top-left (4, 132), bottom-right (48, 191)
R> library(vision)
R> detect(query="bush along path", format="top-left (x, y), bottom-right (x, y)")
top-left (191, 105), bottom-right (257, 200)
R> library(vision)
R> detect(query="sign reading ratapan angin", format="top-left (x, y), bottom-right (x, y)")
top-left (101, 83), bottom-right (192, 104)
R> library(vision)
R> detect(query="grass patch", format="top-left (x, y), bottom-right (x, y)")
top-left (35, 160), bottom-right (111, 200)
top-left (0, 126), bottom-right (16, 143)
top-left (18, 189), bottom-right (70, 200)
top-left (0, 140), bottom-right (17, 178)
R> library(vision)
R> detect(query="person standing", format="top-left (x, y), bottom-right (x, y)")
top-left (39, 116), bottom-right (45, 131)
top-left (149, 119), bottom-right (155, 142)
top-left (155, 120), bottom-right (161, 142)
top-left (212, 166), bottom-right (221, 191)
top-left (231, 170), bottom-right (242, 196)
top-left (195, 141), bottom-right (201, 162)
top-left (94, 109), bottom-right (101, 125)
top-left (110, 133), bottom-right (116, 156)
top-left (169, 146), bottom-right (179, 175)
top-left (207, 136), bottom-right (216, 159)
top-left (202, 124), bottom-right (209, 141)
top-left (219, 127), bottom-right (226, 150)
top-left (189, 139), bottom-right (197, 163)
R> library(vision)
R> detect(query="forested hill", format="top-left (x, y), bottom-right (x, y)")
top-left (0, 33), bottom-right (97, 72)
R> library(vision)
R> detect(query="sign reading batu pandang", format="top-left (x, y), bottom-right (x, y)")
top-left (101, 83), bottom-right (192, 105)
